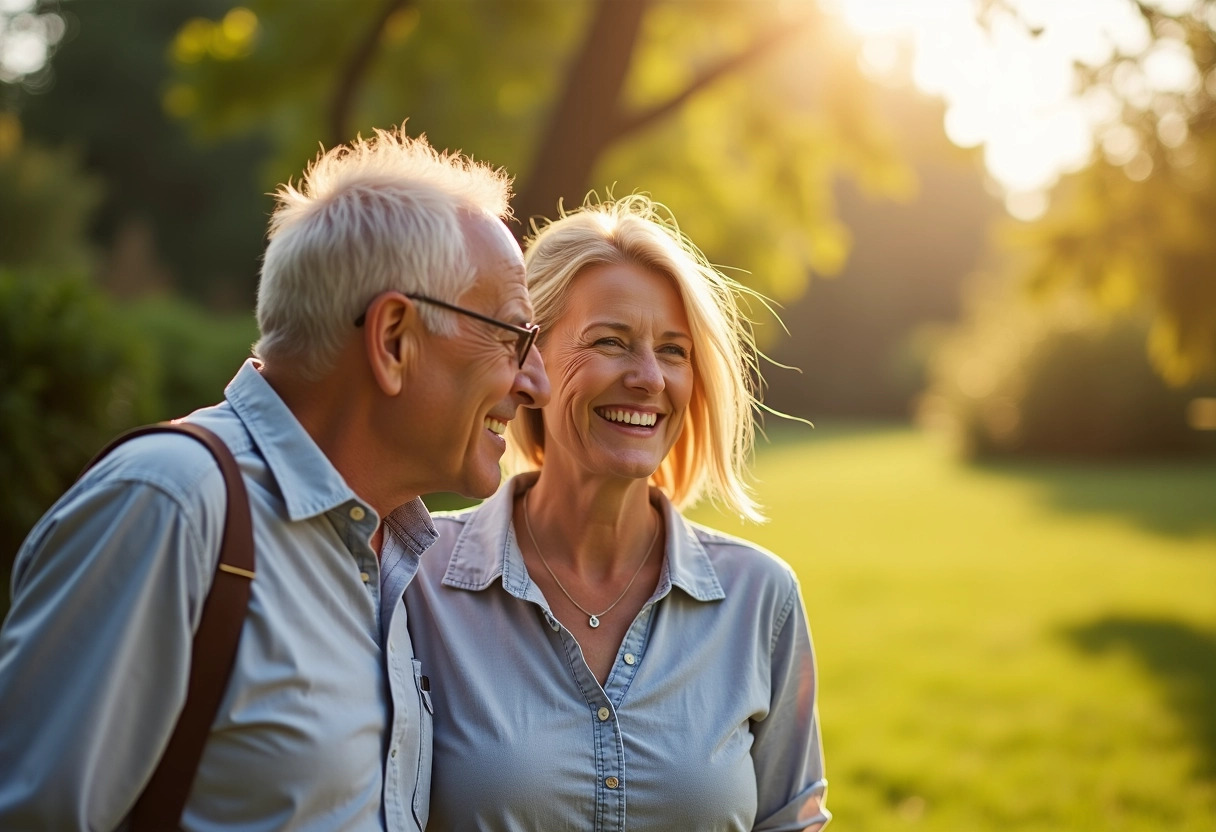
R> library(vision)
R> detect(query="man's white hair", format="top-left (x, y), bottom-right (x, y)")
top-left (255, 126), bottom-right (513, 378)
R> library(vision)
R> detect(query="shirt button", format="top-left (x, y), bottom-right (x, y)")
top-left (388, 640), bottom-right (395, 652)
top-left (604, 776), bottom-right (620, 789)
top-left (597, 706), bottom-right (610, 721)
top-left (360, 571), bottom-right (370, 583)
top-left (349, 506), bottom-right (366, 521)
top-left (390, 748), bottom-right (398, 758)
top-left (623, 653), bottom-right (636, 665)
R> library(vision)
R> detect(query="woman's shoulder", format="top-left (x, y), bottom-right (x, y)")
top-left (424, 503), bottom-right (484, 556)
top-left (430, 504), bottom-right (480, 530)
top-left (680, 516), bottom-right (799, 588)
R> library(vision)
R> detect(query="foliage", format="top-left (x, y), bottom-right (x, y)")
top-left (691, 425), bottom-right (1216, 831)
top-left (0, 269), bottom-right (158, 571)
top-left (919, 283), bottom-right (1216, 459)
top-left (1005, 1), bottom-right (1216, 383)
top-left (0, 123), bottom-right (100, 273)
top-left (166, 0), bottom-right (908, 303)
top-left (121, 296), bottom-right (257, 420)
top-left (0, 283), bottom-right (257, 605)
top-left (590, 1), bottom-right (910, 294)
top-left (1016, 139), bottom-right (1216, 386)
top-left (166, 0), bottom-right (578, 188)
top-left (14, 0), bottom-right (271, 306)
top-left (760, 90), bottom-right (1000, 421)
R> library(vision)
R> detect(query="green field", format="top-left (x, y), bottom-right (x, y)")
top-left (687, 423), bottom-right (1216, 831)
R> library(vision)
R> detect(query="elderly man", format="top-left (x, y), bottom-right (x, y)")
top-left (0, 127), bottom-right (548, 830)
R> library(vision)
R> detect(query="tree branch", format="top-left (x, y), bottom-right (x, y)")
top-left (512, 0), bottom-right (649, 234)
top-left (608, 15), bottom-right (816, 143)
top-left (329, 0), bottom-right (415, 147)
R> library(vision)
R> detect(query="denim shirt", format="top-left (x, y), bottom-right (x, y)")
top-left (406, 473), bottom-right (830, 831)
top-left (0, 360), bottom-right (437, 831)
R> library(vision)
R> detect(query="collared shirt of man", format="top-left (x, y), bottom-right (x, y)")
top-left (0, 360), bottom-right (437, 831)
top-left (405, 472), bottom-right (830, 831)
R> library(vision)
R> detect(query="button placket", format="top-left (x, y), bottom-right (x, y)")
top-left (590, 607), bottom-right (655, 829)
top-left (603, 605), bottom-right (651, 710)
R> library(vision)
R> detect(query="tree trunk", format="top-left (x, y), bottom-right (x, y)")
top-left (330, 0), bottom-right (416, 147)
top-left (510, 0), bottom-right (649, 236)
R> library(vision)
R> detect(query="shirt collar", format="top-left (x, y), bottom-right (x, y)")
top-left (384, 497), bottom-right (439, 557)
top-left (441, 473), bottom-right (725, 603)
top-left (224, 359), bottom-right (361, 522)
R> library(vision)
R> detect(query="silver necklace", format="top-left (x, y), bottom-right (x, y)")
top-left (523, 489), bottom-right (660, 629)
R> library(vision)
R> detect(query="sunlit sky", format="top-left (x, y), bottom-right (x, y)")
top-left (823, 0), bottom-right (1208, 218)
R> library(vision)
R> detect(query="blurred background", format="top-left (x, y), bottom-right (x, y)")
top-left (1, 0), bottom-right (1214, 828)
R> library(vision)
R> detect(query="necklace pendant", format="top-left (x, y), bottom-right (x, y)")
top-left (588, 615), bottom-right (600, 628)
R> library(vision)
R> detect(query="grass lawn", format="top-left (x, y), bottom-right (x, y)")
top-left (687, 423), bottom-right (1216, 832)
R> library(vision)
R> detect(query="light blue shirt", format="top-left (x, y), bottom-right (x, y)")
top-left (406, 473), bottom-right (830, 831)
top-left (0, 359), bottom-right (437, 831)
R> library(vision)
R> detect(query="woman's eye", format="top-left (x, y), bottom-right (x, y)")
top-left (595, 337), bottom-right (624, 348)
top-left (660, 344), bottom-right (689, 359)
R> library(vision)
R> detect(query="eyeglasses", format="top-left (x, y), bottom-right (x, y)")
top-left (355, 293), bottom-right (540, 369)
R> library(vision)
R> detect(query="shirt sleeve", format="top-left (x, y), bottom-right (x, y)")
top-left (751, 575), bottom-right (831, 831)
top-left (0, 461), bottom-right (223, 830)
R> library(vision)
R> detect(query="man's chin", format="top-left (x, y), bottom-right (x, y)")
top-left (454, 464), bottom-right (503, 500)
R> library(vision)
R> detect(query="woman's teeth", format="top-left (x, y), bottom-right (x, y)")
top-left (484, 417), bottom-right (507, 435)
top-left (600, 409), bottom-right (657, 427)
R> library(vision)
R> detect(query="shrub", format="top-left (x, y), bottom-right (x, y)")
top-left (121, 296), bottom-right (257, 420)
top-left (0, 270), bottom-right (159, 573)
top-left (0, 138), bottom-right (101, 273)
top-left (919, 290), bottom-right (1216, 459)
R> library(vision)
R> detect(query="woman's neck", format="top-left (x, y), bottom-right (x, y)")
top-left (523, 471), bottom-right (658, 580)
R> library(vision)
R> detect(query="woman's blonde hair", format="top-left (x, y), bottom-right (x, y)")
top-left (507, 195), bottom-right (768, 522)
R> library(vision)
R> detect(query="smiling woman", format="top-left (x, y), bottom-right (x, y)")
top-left (535, 261), bottom-right (695, 487)
top-left (406, 195), bottom-right (831, 831)
top-left (509, 196), bottom-right (766, 519)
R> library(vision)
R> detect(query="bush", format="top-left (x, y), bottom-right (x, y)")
top-left (1, 276), bottom-right (259, 612)
top-left (121, 296), bottom-right (257, 420)
top-left (919, 290), bottom-right (1216, 459)
top-left (0, 137), bottom-right (101, 273)
top-left (0, 270), bottom-right (159, 572)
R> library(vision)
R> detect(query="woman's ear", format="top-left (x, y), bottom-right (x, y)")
top-left (363, 291), bottom-right (422, 396)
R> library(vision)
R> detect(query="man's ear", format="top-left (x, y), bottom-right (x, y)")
top-left (363, 291), bottom-right (422, 396)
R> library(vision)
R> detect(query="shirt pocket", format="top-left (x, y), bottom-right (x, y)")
top-left (411, 658), bottom-right (434, 829)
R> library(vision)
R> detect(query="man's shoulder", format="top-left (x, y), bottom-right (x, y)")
top-left (80, 408), bottom-right (258, 516)
top-left (12, 419), bottom-right (246, 596)
top-left (95, 430), bottom-right (215, 482)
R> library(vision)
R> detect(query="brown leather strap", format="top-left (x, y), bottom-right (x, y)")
top-left (80, 422), bottom-right (255, 830)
